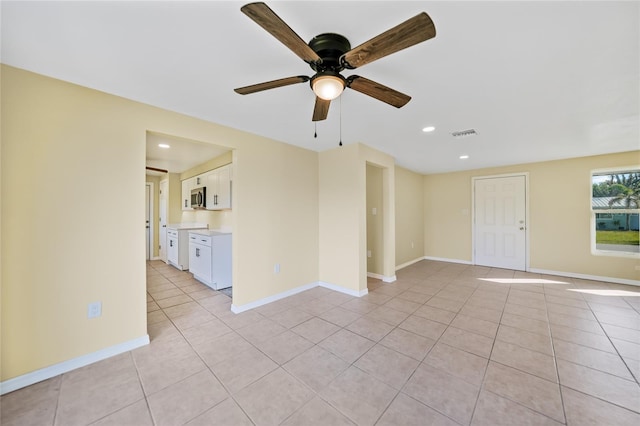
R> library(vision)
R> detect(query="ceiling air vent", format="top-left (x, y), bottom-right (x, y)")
top-left (451, 129), bottom-right (478, 138)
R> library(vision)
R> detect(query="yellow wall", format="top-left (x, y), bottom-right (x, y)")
top-left (167, 173), bottom-right (182, 224)
top-left (366, 164), bottom-right (384, 275)
top-left (424, 151), bottom-right (640, 281)
top-left (180, 150), bottom-right (232, 180)
top-left (395, 166), bottom-right (425, 267)
top-left (319, 143), bottom-right (396, 292)
top-left (319, 144), bottom-right (362, 291)
top-left (1, 65), bottom-right (320, 381)
top-left (232, 141), bottom-right (319, 304)
top-left (2, 66), bottom-right (148, 380)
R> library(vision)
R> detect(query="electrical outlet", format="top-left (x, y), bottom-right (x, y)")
top-left (367, 250), bottom-right (372, 258)
top-left (274, 263), bottom-right (280, 274)
top-left (88, 301), bottom-right (102, 319)
top-left (411, 241), bottom-right (414, 249)
top-left (372, 207), bottom-right (377, 216)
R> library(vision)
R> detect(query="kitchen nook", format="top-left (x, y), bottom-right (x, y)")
top-left (145, 133), bottom-right (234, 294)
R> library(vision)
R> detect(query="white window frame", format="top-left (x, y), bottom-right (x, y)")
top-left (590, 166), bottom-right (640, 259)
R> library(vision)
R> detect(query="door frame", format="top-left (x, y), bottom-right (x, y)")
top-left (159, 178), bottom-right (168, 263)
top-left (471, 172), bottom-right (530, 271)
top-left (145, 182), bottom-right (155, 261)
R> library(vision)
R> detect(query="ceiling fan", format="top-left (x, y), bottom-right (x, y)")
top-left (234, 2), bottom-right (436, 121)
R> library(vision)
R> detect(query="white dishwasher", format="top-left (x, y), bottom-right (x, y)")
top-left (188, 231), bottom-right (232, 290)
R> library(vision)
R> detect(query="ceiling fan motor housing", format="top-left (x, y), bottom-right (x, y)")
top-left (308, 33), bottom-right (351, 73)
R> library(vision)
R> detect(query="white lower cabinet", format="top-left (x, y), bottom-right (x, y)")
top-left (166, 229), bottom-right (182, 269)
top-left (167, 224), bottom-right (208, 270)
top-left (188, 231), bottom-right (232, 290)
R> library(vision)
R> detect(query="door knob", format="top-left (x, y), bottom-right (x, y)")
top-left (519, 227), bottom-right (525, 230)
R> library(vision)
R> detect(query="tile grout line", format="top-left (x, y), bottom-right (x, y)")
top-left (467, 268), bottom-right (514, 425)
top-left (582, 297), bottom-right (640, 387)
top-left (147, 262), bottom-right (257, 425)
top-left (545, 278), bottom-right (569, 426)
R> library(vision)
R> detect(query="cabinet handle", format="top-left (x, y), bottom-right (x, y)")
top-left (184, 200), bottom-right (187, 208)
top-left (170, 240), bottom-right (173, 247)
top-left (196, 248), bottom-right (200, 257)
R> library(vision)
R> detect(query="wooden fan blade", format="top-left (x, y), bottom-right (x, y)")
top-left (347, 76), bottom-right (411, 108)
top-left (341, 12), bottom-right (436, 69)
top-left (241, 2), bottom-right (321, 64)
top-left (312, 97), bottom-right (330, 121)
top-left (234, 75), bottom-right (309, 95)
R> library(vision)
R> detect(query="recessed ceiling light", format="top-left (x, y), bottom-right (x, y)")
top-left (422, 126), bottom-right (435, 133)
top-left (459, 155), bottom-right (469, 159)
top-left (158, 143), bottom-right (170, 149)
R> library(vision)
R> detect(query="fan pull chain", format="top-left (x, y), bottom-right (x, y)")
top-left (314, 122), bottom-right (317, 138)
top-left (339, 95), bottom-right (343, 146)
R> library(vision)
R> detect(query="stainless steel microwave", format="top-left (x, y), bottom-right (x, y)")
top-left (190, 187), bottom-right (206, 209)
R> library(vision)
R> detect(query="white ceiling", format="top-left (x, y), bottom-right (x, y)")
top-left (146, 132), bottom-right (230, 174)
top-left (2, 1), bottom-right (638, 174)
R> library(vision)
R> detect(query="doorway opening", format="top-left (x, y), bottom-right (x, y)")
top-left (363, 160), bottom-right (396, 294)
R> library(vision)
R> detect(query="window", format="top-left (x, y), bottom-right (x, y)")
top-left (591, 167), bottom-right (640, 257)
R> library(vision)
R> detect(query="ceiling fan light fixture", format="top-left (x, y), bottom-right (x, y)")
top-left (312, 75), bottom-right (345, 100)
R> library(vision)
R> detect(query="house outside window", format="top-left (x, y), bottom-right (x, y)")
top-left (591, 167), bottom-right (640, 257)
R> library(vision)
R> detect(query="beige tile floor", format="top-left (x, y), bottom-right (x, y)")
top-left (2, 260), bottom-right (640, 425)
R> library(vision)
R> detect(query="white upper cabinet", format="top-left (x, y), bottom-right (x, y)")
top-left (181, 164), bottom-right (232, 212)
top-left (207, 164), bottom-right (232, 210)
top-left (181, 177), bottom-right (195, 211)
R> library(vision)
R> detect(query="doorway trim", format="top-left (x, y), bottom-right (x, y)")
top-left (471, 172), bottom-right (530, 271)
top-left (145, 182), bottom-right (155, 261)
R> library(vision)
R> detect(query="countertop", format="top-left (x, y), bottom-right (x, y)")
top-left (189, 229), bottom-right (232, 236)
top-left (167, 223), bottom-right (209, 230)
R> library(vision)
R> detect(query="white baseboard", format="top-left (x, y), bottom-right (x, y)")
top-left (395, 256), bottom-right (427, 271)
top-left (418, 259), bottom-right (637, 287)
top-left (423, 256), bottom-right (473, 265)
top-left (529, 268), bottom-right (640, 287)
top-left (319, 281), bottom-right (368, 297)
top-left (0, 334), bottom-right (150, 395)
top-left (231, 280), bottom-right (368, 313)
top-left (231, 282), bottom-right (318, 313)
top-left (366, 272), bottom-right (396, 283)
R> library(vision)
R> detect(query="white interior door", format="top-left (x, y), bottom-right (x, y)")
top-left (159, 180), bottom-right (168, 263)
top-left (145, 183), bottom-right (151, 261)
top-left (474, 175), bottom-right (527, 270)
